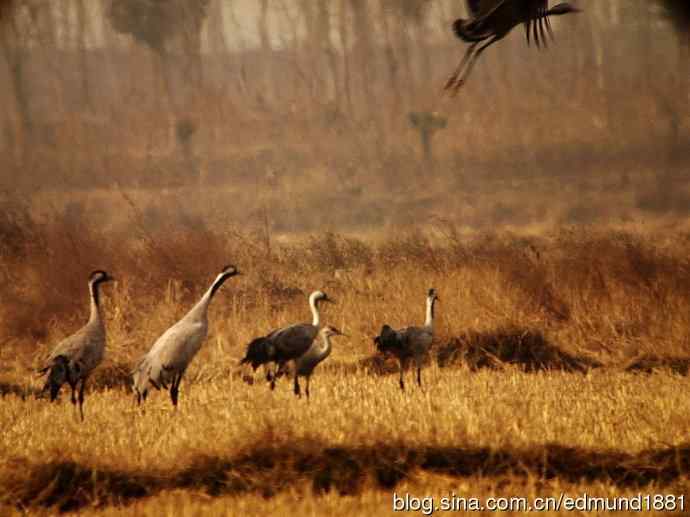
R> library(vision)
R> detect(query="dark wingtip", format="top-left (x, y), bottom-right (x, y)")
top-left (241, 338), bottom-right (270, 370)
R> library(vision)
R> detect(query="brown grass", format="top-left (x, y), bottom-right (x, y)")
top-left (1, 202), bottom-right (690, 514)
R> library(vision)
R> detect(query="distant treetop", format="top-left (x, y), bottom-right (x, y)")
top-left (107, 0), bottom-right (210, 54)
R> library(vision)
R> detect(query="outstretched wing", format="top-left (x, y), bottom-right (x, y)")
top-left (522, 0), bottom-right (550, 47)
top-left (471, 0), bottom-right (508, 19)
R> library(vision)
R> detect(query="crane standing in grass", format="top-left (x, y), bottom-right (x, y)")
top-left (445, 0), bottom-right (581, 93)
top-left (132, 265), bottom-right (239, 408)
top-left (293, 325), bottom-right (346, 399)
top-left (39, 270), bottom-right (115, 421)
top-left (374, 289), bottom-right (439, 391)
top-left (240, 290), bottom-right (334, 390)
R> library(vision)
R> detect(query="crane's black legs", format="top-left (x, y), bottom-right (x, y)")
top-left (445, 35), bottom-right (500, 93)
top-left (77, 378), bottom-right (86, 422)
top-left (305, 376), bottom-right (310, 400)
top-left (69, 381), bottom-right (77, 406)
top-left (398, 358), bottom-right (407, 391)
top-left (449, 35), bottom-right (500, 93)
top-left (293, 374), bottom-right (301, 397)
top-left (170, 372), bottom-right (184, 408)
top-left (415, 354), bottom-right (423, 388)
top-left (397, 357), bottom-right (423, 391)
top-left (271, 362), bottom-right (287, 390)
top-left (444, 42), bottom-right (478, 92)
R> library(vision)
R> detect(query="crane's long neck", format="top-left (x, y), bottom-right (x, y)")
top-left (424, 296), bottom-right (436, 328)
top-left (88, 280), bottom-right (103, 325)
top-left (310, 296), bottom-right (320, 326)
top-left (318, 332), bottom-right (333, 359)
top-left (187, 273), bottom-right (227, 321)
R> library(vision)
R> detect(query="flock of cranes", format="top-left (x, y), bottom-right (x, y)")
top-left (38, 268), bottom-right (437, 419)
top-left (35, 0), bottom-right (581, 420)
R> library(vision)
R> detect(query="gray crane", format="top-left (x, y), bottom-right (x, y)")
top-left (374, 288), bottom-right (439, 391)
top-left (445, 0), bottom-right (581, 93)
top-left (38, 270), bottom-right (115, 421)
top-left (240, 290), bottom-right (333, 390)
top-left (293, 325), bottom-right (346, 399)
top-left (132, 265), bottom-right (239, 407)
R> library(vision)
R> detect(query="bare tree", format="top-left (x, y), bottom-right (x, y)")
top-left (0, 1), bottom-right (43, 152)
top-left (74, 0), bottom-right (93, 111)
top-left (107, 0), bottom-right (210, 108)
top-left (338, 0), bottom-right (354, 114)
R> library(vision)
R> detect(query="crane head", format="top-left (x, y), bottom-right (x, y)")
top-left (89, 270), bottom-right (115, 284)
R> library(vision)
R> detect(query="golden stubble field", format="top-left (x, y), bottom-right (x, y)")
top-left (1, 215), bottom-right (690, 515)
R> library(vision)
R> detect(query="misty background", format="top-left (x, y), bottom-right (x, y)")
top-left (0, 0), bottom-right (688, 235)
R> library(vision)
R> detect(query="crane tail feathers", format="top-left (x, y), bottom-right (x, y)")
top-left (374, 325), bottom-right (404, 355)
top-left (241, 337), bottom-right (273, 370)
top-left (131, 355), bottom-right (163, 399)
top-left (41, 355), bottom-right (71, 402)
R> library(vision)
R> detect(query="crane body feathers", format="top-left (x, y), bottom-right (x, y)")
top-left (132, 265), bottom-right (238, 406)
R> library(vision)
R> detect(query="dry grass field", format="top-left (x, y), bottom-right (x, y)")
top-left (0, 0), bottom-right (688, 514)
top-left (1, 199), bottom-right (690, 515)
